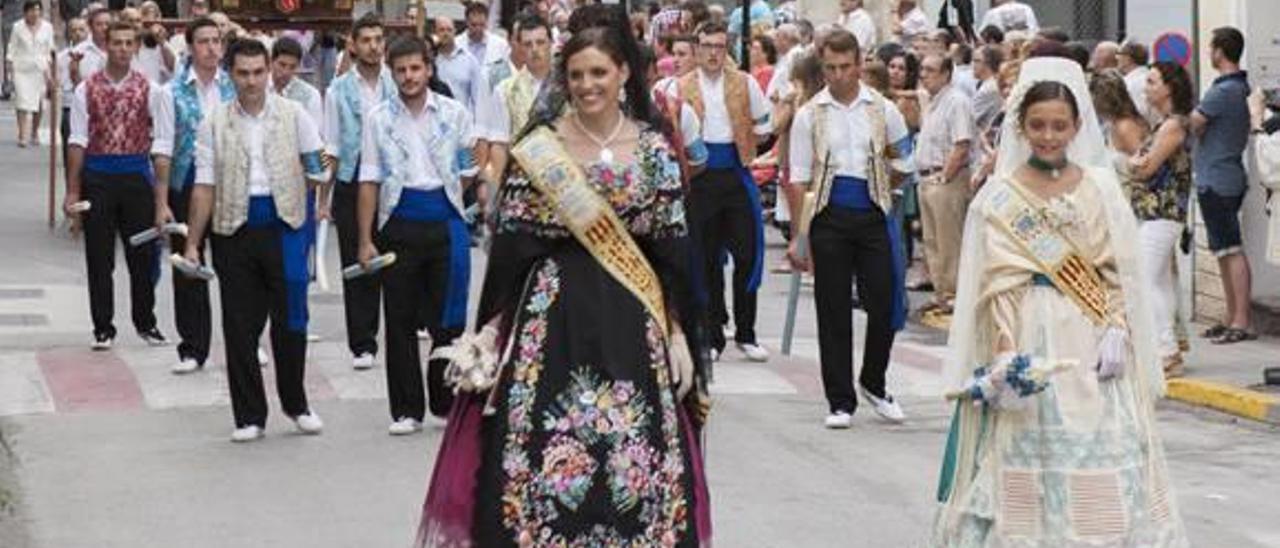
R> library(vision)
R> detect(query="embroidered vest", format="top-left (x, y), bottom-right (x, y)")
top-left (495, 69), bottom-right (539, 138)
top-left (169, 66), bottom-right (236, 189)
top-left (811, 88), bottom-right (895, 216)
top-left (327, 68), bottom-right (397, 182)
top-left (679, 69), bottom-right (756, 166)
top-left (280, 78), bottom-right (320, 110)
top-left (369, 94), bottom-right (473, 230)
top-left (85, 71), bottom-right (153, 156)
top-left (208, 95), bottom-right (309, 236)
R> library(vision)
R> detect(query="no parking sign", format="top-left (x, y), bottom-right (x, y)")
top-left (1154, 32), bottom-right (1193, 67)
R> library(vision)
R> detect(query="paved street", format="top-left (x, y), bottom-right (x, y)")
top-left (1, 111), bottom-right (1279, 548)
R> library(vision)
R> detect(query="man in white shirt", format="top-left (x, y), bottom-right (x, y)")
top-left (323, 14), bottom-right (395, 370)
top-left (433, 16), bottom-right (486, 112)
top-left (270, 37), bottom-right (323, 117)
top-left (971, 44), bottom-right (1003, 134)
top-left (65, 21), bottom-right (174, 351)
top-left (680, 21), bottom-right (773, 363)
top-left (182, 38), bottom-right (328, 443)
top-left (69, 6), bottom-right (110, 86)
top-left (356, 36), bottom-right (478, 434)
top-left (1118, 41), bottom-right (1154, 124)
top-left (839, 0), bottom-right (876, 53)
top-left (979, 0), bottom-right (1039, 34)
top-left (894, 0), bottom-right (931, 45)
top-left (765, 23), bottom-right (800, 102)
top-left (915, 53), bottom-right (974, 313)
top-left (458, 1), bottom-right (511, 92)
top-left (653, 33), bottom-right (696, 97)
top-left (56, 16), bottom-right (89, 163)
top-left (787, 28), bottom-right (912, 428)
top-left (482, 13), bottom-right (553, 183)
top-left (950, 42), bottom-right (978, 97)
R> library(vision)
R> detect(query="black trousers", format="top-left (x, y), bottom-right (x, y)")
top-left (211, 226), bottom-right (309, 428)
top-left (377, 217), bottom-right (462, 420)
top-left (689, 168), bottom-right (759, 350)
top-left (168, 184), bottom-right (211, 364)
top-left (82, 171), bottom-right (158, 339)
top-left (810, 206), bottom-right (896, 414)
top-left (332, 182), bottom-right (380, 356)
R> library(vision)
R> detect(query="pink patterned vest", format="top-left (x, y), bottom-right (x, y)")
top-left (85, 71), bottom-right (153, 156)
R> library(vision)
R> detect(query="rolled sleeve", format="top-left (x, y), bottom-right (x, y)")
top-left (680, 104), bottom-right (708, 166)
top-left (456, 109), bottom-right (479, 177)
top-left (949, 97), bottom-right (975, 145)
top-left (358, 114), bottom-right (383, 184)
top-left (193, 116), bottom-right (215, 186)
top-left (296, 107), bottom-right (327, 180)
top-left (788, 105), bottom-right (815, 185)
top-left (150, 84), bottom-right (174, 157)
top-left (323, 91), bottom-right (341, 156)
top-left (68, 83), bottom-right (89, 148)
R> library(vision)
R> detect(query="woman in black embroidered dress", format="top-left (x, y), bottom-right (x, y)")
top-left (417, 8), bottom-right (711, 547)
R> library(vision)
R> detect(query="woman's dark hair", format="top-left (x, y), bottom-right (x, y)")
top-left (887, 50), bottom-right (920, 90)
top-left (789, 51), bottom-right (825, 103)
top-left (521, 5), bottom-right (668, 143)
top-left (1151, 61), bottom-right (1195, 116)
top-left (980, 24), bottom-right (1004, 45)
top-left (752, 34), bottom-right (777, 65)
top-left (1089, 69), bottom-right (1141, 122)
top-left (1018, 81), bottom-right (1080, 126)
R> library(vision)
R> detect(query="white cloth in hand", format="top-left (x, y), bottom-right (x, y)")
top-left (1096, 326), bottom-right (1128, 380)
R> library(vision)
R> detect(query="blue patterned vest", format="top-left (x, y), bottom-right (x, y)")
top-left (169, 65), bottom-right (235, 190)
top-left (368, 93), bottom-right (476, 230)
top-left (327, 67), bottom-right (397, 183)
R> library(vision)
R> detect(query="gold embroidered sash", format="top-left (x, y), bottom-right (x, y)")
top-left (510, 127), bottom-right (669, 335)
top-left (987, 182), bottom-right (1110, 325)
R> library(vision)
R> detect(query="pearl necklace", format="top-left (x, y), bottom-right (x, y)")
top-left (571, 111), bottom-right (626, 164)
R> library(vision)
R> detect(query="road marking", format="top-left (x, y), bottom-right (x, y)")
top-left (0, 351), bottom-right (55, 415)
top-left (38, 347), bottom-right (145, 413)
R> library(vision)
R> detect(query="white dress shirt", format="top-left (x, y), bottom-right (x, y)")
top-left (980, 2), bottom-right (1040, 33)
top-left (68, 72), bottom-right (174, 157)
top-left (72, 40), bottom-right (107, 84)
top-left (789, 86), bottom-right (909, 184)
top-left (135, 44), bottom-right (173, 84)
top-left (194, 99), bottom-right (324, 196)
top-left (358, 92), bottom-right (478, 190)
top-left (697, 68), bottom-right (772, 143)
top-left (899, 7), bottom-right (931, 42)
top-left (840, 8), bottom-right (877, 52)
top-left (916, 84), bottom-right (975, 170)
top-left (434, 46), bottom-right (486, 111)
top-left (483, 76), bottom-right (544, 144)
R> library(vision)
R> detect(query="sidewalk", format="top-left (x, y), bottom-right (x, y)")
top-left (1167, 329), bottom-right (1280, 425)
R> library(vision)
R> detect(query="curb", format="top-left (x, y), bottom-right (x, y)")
top-left (1165, 378), bottom-right (1280, 425)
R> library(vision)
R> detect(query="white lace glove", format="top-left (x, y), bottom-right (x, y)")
top-left (433, 323), bottom-right (501, 393)
top-left (1096, 326), bottom-right (1128, 381)
top-left (668, 329), bottom-right (695, 399)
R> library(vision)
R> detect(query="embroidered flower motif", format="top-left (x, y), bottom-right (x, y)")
top-left (1040, 196), bottom-right (1081, 232)
top-left (537, 434), bottom-right (598, 511)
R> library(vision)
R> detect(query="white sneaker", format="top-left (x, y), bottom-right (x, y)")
top-left (91, 333), bottom-right (114, 351)
top-left (257, 347), bottom-right (271, 368)
top-left (352, 353), bottom-right (376, 370)
top-left (859, 384), bottom-right (906, 423)
top-left (417, 328), bottom-right (431, 341)
top-left (709, 348), bottom-right (720, 362)
top-left (230, 425), bottom-right (264, 443)
top-left (171, 357), bottom-right (201, 375)
top-left (306, 332), bottom-right (323, 342)
top-left (388, 417), bottom-right (422, 436)
top-left (824, 411), bottom-right (853, 429)
top-left (737, 342), bottom-right (770, 362)
top-left (292, 412), bottom-right (324, 435)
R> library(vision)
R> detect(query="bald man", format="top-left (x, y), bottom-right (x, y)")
top-left (1091, 41), bottom-right (1119, 73)
top-left (433, 16), bottom-right (486, 111)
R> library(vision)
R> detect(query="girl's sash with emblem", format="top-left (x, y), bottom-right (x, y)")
top-left (510, 127), bottom-right (670, 336)
top-left (986, 182), bottom-right (1111, 325)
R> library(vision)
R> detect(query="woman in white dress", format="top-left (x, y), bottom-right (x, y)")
top-left (930, 58), bottom-right (1188, 547)
top-left (6, 0), bottom-right (55, 147)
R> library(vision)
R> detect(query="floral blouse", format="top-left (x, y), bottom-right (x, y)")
top-left (1124, 115), bottom-right (1192, 223)
top-left (494, 127), bottom-right (688, 241)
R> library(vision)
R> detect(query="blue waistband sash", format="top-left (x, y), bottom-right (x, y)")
top-left (704, 143), bottom-right (764, 292)
top-left (389, 189), bottom-right (470, 329)
top-left (1031, 273), bottom-right (1056, 288)
top-left (86, 154), bottom-right (154, 186)
top-left (825, 176), bottom-right (909, 331)
top-left (245, 196), bottom-right (310, 332)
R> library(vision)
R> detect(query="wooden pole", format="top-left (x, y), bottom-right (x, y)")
top-left (48, 50), bottom-right (58, 231)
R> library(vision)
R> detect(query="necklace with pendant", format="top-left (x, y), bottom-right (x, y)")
top-left (1027, 155), bottom-right (1069, 179)
top-left (572, 111), bottom-right (626, 164)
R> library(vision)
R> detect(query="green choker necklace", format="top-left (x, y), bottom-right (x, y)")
top-left (1028, 155), bottom-right (1068, 179)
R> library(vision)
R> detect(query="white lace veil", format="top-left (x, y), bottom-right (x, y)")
top-left (935, 58), bottom-right (1172, 533)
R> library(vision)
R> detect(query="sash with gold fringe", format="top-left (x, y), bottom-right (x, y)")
top-left (510, 127), bottom-right (670, 336)
top-left (987, 182), bottom-right (1111, 325)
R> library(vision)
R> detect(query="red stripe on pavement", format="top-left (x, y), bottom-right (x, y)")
top-left (38, 348), bottom-right (145, 413)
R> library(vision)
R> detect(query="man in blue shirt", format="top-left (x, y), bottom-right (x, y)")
top-left (1191, 26), bottom-right (1255, 344)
